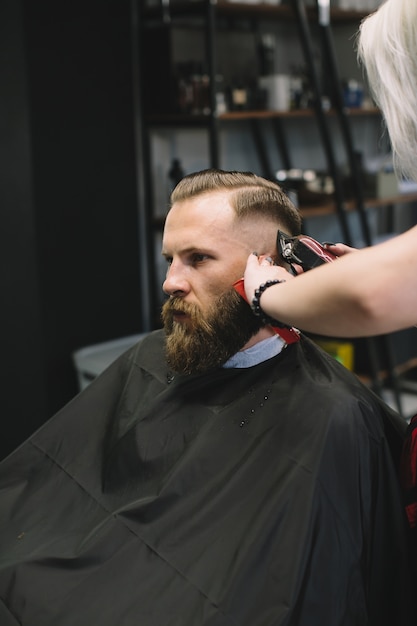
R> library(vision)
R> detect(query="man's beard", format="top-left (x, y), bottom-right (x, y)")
top-left (161, 289), bottom-right (264, 376)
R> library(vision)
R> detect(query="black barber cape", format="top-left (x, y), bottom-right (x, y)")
top-left (0, 331), bottom-right (414, 626)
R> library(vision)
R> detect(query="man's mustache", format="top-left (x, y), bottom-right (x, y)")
top-left (163, 297), bottom-right (199, 317)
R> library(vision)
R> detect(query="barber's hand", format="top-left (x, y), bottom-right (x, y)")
top-left (323, 242), bottom-right (356, 256)
top-left (243, 253), bottom-right (294, 305)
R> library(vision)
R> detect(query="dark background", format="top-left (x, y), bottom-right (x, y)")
top-left (0, 0), bottom-right (148, 459)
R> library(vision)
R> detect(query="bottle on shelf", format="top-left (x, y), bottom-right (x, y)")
top-left (168, 158), bottom-right (185, 197)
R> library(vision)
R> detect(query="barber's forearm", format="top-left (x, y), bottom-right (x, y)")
top-left (260, 229), bottom-right (417, 337)
top-left (259, 266), bottom-right (378, 337)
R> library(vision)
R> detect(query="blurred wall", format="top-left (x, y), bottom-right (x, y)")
top-left (0, 0), bottom-right (144, 459)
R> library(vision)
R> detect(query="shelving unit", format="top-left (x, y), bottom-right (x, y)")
top-left (140, 1), bottom-right (370, 122)
top-left (137, 0), bottom-right (417, 412)
top-left (139, 2), bottom-right (407, 223)
top-left (146, 104), bottom-right (416, 221)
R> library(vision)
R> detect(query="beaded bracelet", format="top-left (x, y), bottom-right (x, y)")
top-left (251, 279), bottom-right (286, 326)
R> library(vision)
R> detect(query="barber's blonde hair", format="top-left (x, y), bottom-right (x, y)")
top-left (170, 168), bottom-right (302, 236)
top-left (358, 0), bottom-right (417, 180)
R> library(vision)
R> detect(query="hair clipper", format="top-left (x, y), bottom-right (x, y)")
top-left (277, 230), bottom-right (338, 274)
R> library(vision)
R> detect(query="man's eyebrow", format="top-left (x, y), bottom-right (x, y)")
top-left (162, 246), bottom-right (213, 257)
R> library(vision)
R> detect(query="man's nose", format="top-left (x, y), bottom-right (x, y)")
top-left (162, 261), bottom-right (190, 296)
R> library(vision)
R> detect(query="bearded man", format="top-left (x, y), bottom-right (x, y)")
top-left (0, 169), bottom-right (414, 625)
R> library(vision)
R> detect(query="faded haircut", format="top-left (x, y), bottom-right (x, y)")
top-left (170, 168), bottom-right (302, 236)
top-left (358, 0), bottom-right (417, 181)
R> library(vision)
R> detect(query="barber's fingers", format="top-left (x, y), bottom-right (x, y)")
top-left (324, 242), bottom-right (356, 256)
top-left (291, 264), bottom-right (304, 276)
top-left (246, 252), bottom-right (259, 268)
top-left (246, 252), bottom-right (268, 267)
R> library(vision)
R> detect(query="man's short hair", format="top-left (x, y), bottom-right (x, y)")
top-left (170, 169), bottom-right (302, 236)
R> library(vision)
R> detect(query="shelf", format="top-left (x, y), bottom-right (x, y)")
top-left (218, 107), bottom-right (379, 120)
top-left (358, 192), bottom-right (417, 209)
top-left (300, 192), bottom-right (417, 218)
top-left (357, 356), bottom-right (417, 390)
top-left (146, 107), bottom-right (380, 125)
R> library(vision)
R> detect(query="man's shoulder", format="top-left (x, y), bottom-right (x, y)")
top-left (103, 328), bottom-right (166, 389)
top-left (131, 328), bottom-right (165, 350)
top-left (296, 335), bottom-right (372, 393)
top-left (295, 335), bottom-right (407, 448)
top-left (126, 329), bottom-right (166, 368)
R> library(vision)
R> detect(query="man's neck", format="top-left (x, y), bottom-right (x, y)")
top-left (241, 326), bottom-right (276, 351)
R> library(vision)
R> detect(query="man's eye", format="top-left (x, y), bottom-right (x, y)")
top-left (164, 257), bottom-right (173, 266)
top-left (191, 253), bottom-right (209, 264)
